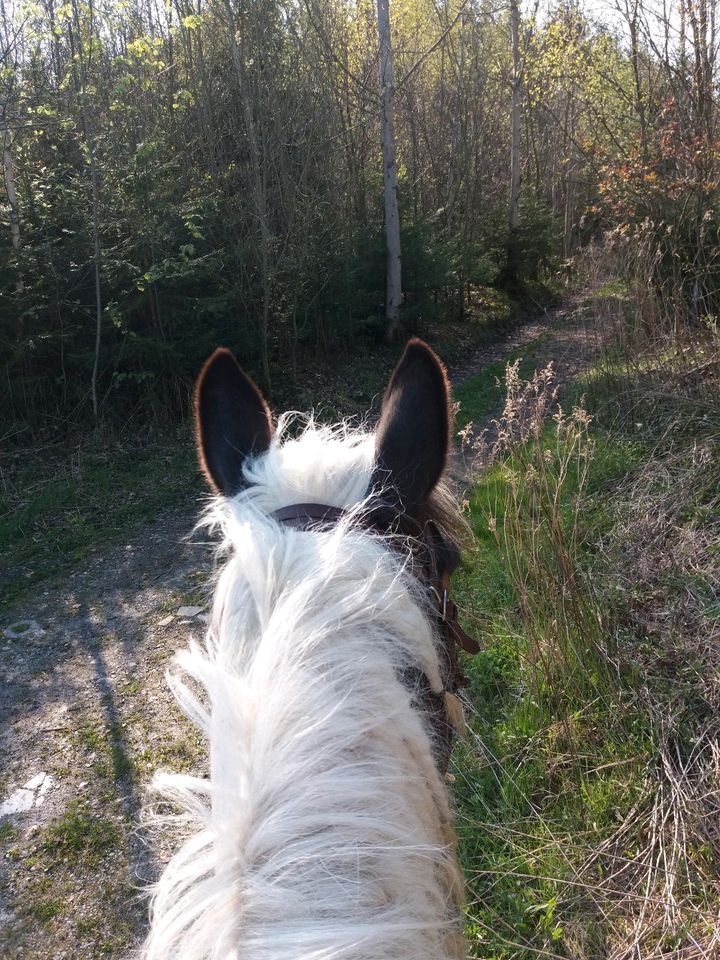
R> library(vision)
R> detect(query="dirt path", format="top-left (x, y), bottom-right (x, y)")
top-left (0, 295), bottom-right (603, 959)
top-left (446, 289), bottom-right (602, 483)
top-left (449, 287), bottom-right (601, 393)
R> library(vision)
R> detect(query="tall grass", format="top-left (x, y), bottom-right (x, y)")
top-left (454, 343), bottom-right (720, 959)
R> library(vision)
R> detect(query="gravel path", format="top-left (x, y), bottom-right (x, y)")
top-left (449, 289), bottom-right (602, 392)
top-left (0, 294), bottom-right (604, 959)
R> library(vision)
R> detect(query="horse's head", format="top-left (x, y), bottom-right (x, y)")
top-left (145, 340), bottom-right (470, 960)
top-left (194, 336), bottom-right (461, 569)
top-left (192, 338), bottom-right (476, 770)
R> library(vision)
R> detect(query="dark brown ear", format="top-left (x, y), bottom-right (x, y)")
top-left (194, 348), bottom-right (272, 496)
top-left (371, 338), bottom-right (452, 510)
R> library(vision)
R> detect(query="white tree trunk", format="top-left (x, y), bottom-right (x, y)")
top-left (89, 143), bottom-right (102, 421)
top-left (509, 0), bottom-right (521, 232)
top-left (2, 121), bottom-right (20, 251)
top-left (377, 0), bottom-right (402, 339)
top-left (223, 0), bottom-right (272, 387)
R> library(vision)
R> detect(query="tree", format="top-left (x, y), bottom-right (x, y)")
top-left (509, 0), bottom-right (521, 235)
top-left (377, 0), bottom-right (402, 339)
top-left (2, 114), bottom-right (20, 252)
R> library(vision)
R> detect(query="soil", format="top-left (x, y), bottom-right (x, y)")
top-left (0, 293), bottom-right (603, 959)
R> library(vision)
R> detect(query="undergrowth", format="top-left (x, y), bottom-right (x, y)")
top-left (454, 302), bottom-right (720, 959)
top-left (453, 338), bottom-right (548, 433)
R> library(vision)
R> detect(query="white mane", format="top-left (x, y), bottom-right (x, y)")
top-left (144, 416), bottom-right (465, 960)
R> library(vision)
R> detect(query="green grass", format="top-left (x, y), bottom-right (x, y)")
top-left (0, 436), bottom-right (200, 611)
top-left (0, 821), bottom-right (17, 843)
top-left (454, 361), bottom-right (512, 430)
top-left (592, 276), bottom-right (630, 301)
top-left (453, 422), bottom-right (650, 957)
top-left (452, 308), bottom-right (719, 958)
top-left (28, 899), bottom-right (64, 922)
top-left (454, 345), bottom-right (545, 431)
top-left (41, 801), bottom-right (124, 867)
top-left (74, 720), bottom-right (135, 785)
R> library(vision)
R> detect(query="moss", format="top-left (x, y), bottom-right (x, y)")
top-left (28, 899), bottom-right (63, 922)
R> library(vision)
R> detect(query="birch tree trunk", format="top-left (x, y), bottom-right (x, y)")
top-left (509, 0), bottom-right (521, 234)
top-left (2, 121), bottom-right (20, 251)
top-left (69, 0), bottom-right (103, 420)
top-left (377, 0), bottom-right (402, 340)
top-left (501, 0), bottom-right (522, 289)
top-left (88, 142), bottom-right (102, 421)
top-left (223, 0), bottom-right (272, 388)
top-left (626, 0), bottom-right (648, 160)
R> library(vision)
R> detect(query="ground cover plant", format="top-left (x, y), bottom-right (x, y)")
top-left (453, 289), bottom-right (720, 959)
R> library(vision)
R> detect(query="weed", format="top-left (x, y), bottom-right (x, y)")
top-left (74, 720), bottom-right (134, 784)
top-left (455, 346), bottom-right (543, 433)
top-left (135, 733), bottom-right (203, 776)
top-left (0, 821), bottom-right (17, 843)
top-left (41, 801), bottom-right (123, 867)
top-left (28, 899), bottom-right (63, 922)
top-left (455, 344), bottom-right (720, 959)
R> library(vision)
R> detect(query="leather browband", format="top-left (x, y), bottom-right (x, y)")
top-left (269, 502), bottom-right (480, 660)
top-left (271, 502), bottom-right (349, 529)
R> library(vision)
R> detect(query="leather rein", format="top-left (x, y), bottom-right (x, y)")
top-left (270, 501), bottom-right (479, 768)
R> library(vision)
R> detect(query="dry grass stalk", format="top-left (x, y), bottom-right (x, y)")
top-left (460, 355), bottom-right (720, 959)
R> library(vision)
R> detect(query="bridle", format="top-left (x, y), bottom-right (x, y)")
top-left (271, 501), bottom-right (479, 772)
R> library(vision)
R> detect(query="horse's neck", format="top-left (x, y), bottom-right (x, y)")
top-left (148, 521), bottom-right (464, 960)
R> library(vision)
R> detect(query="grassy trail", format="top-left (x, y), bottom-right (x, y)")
top-left (453, 285), bottom-right (720, 959)
top-left (0, 299), bottom-right (594, 960)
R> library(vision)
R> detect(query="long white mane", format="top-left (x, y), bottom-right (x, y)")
top-left (144, 416), bottom-right (465, 960)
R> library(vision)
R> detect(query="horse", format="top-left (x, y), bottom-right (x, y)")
top-left (143, 338), bottom-right (476, 960)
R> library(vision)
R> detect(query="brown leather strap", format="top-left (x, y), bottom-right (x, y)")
top-left (441, 594), bottom-right (480, 656)
top-left (271, 501), bottom-right (478, 657)
top-left (271, 502), bottom-right (348, 530)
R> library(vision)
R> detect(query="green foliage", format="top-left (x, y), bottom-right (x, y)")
top-left (4, 0), bottom-right (643, 439)
top-left (401, 219), bottom-right (461, 322)
top-left (511, 198), bottom-right (561, 281)
top-left (454, 336), bottom-right (719, 958)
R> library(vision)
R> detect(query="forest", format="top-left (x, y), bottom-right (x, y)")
top-left (2, 0), bottom-right (718, 437)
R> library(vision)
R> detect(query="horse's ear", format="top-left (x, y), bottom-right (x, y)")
top-left (194, 348), bottom-right (272, 496)
top-left (372, 338), bottom-right (452, 510)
